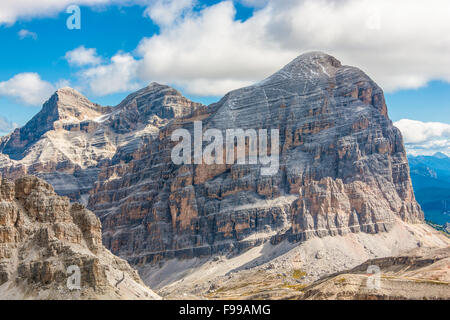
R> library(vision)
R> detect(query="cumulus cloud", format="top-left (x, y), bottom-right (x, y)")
top-left (0, 0), bottom-right (118, 25)
top-left (394, 119), bottom-right (450, 144)
top-left (144, 0), bottom-right (194, 27)
top-left (0, 73), bottom-right (55, 106)
top-left (137, 1), bottom-right (295, 95)
top-left (394, 119), bottom-right (450, 156)
top-left (132, 0), bottom-right (450, 96)
top-left (11, 0), bottom-right (450, 98)
top-left (0, 116), bottom-right (19, 135)
top-left (65, 46), bottom-right (102, 67)
top-left (80, 53), bottom-right (142, 96)
top-left (0, 0), bottom-right (179, 25)
top-left (18, 29), bottom-right (37, 40)
top-left (181, 79), bottom-right (254, 96)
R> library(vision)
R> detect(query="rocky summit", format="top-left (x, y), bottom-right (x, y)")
top-left (0, 175), bottom-right (160, 300)
top-left (0, 52), bottom-right (445, 296)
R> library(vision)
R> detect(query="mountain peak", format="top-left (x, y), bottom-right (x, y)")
top-left (55, 86), bottom-right (81, 94)
top-left (44, 87), bottom-right (109, 122)
top-left (118, 83), bottom-right (175, 106)
top-left (258, 51), bottom-right (342, 86)
top-left (52, 86), bottom-right (89, 101)
top-left (291, 51), bottom-right (342, 67)
top-left (433, 152), bottom-right (448, 159)
top-left (115, 82), bottom-right (202, 119)
top-left (146, 82), bottom-right (167, 89)
top-left (140, 82), bottom-right (183, 97)
top-left (0, 87), bottom-right (110, 160)
top-left (280, 51), bottom-right (342, 75)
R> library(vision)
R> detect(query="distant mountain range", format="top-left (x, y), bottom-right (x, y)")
top-left (408, 152), bottom-right (450, 225)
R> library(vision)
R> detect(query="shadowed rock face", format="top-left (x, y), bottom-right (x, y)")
top-left (0, 52), bottom-right (423, 266)
top-left (0, 175), bottom-right (160, 300)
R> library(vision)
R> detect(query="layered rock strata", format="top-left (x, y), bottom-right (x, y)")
top-left (88, 52), bottom-right (423, 263)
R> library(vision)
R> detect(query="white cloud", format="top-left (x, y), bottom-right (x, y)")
top-left (81, 53), bottom-right (142, 96)
top-left (65, 46), bottom-right (102, 67)
top-left (137, 1), bottom-right (295, 95)
top-left (0, 0), bottom-right (120, 25)
top-left (18, 29), bottom-right (37, 40)
top-left (182, 79), bottom-right (254, 96)
top-left (394, 119), bottom-right (450, 156)
top-left (261, 0), bottom-right (450, 92)
top-left (0, 116), bottom-right (19, 135)
top-left (0, 0), bottom-right (178, 25)
top-left (55, 79), bottom-right (71, 89)
top-left (132, 0), bottom-right (450, 96)
top-left (0, 73), bottom-right (55, 106)
top-left (394, 119), bottom-right (450, 144)
top-left (144, 0), bottom-right (195, 27)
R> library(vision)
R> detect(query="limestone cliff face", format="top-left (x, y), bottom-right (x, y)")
top-left (88, 52), bottom-right (423, 263)
top-left (0, 175), bottom-right (160, 299)
top-left (0, 52), bottom-right (423, 266)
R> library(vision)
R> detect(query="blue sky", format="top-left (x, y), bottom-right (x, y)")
top-left (0, 0), bottom-right (449, 155)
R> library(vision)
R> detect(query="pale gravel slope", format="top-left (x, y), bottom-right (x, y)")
top-left (142, 220), bottom-right (449, 299)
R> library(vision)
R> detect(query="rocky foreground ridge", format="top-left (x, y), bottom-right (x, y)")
top-left (0, 52), bottom-right (435, 289)
top-left (0, 175), bottom-right (160, 299)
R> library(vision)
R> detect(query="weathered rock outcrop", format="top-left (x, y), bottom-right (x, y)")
top-left (0, 52), bottom-right (424, 269)
top-left (0, 175), bottom-right (160, 300)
